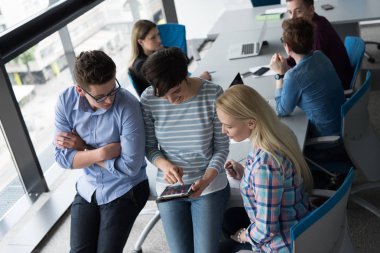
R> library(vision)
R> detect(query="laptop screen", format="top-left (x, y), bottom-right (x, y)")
top-left (229, 73), bottom-right (244, 87)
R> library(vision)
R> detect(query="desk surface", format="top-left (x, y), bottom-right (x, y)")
top-left (208, 0), bottom-right (380, 39)
top-left (197, 27), bottom-right (283, 94)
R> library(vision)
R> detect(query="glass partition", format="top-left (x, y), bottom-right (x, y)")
top-left (5, 32), bottom-right (72, 185)
top-left (0, 0), bottom-right (57, 33)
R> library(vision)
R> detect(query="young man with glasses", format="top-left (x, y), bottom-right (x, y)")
top-left (54, 50), bottom-right (149, 252)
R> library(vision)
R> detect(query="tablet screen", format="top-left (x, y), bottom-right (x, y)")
top-left (160, 184), bottom-right (193, 198)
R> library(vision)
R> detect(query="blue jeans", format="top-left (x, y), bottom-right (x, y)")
top-left (158, 185), bottom-right (230, 253)
top-left (70, 179), bottom-right (149, 253)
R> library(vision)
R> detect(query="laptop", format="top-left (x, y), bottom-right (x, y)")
top-left (229, 73), bottom-right (244, 87)
top-left (227, 20), bottom-right (267, 60)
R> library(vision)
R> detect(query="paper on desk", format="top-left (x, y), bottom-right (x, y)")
top-left (249, 65), bottom-right (276, 78)
top-left (264, 7), bottom-right (287, 15)
top-left (256, 13), bottom-right (283, 21)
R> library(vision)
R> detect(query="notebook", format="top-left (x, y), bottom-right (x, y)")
top-left (227, 20), bottom-right (267, 60)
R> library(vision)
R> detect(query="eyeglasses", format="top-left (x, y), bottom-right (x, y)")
top-left (82, 79), bottom-right (121, 103)
top-left (280, 37), bottom-right (285, 44)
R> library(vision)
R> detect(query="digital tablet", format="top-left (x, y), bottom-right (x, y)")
top-left (156, 184), bottom-right (194, 202)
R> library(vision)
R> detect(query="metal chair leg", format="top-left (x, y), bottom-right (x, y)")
top-left (132, 210), bottom-right (161, 253)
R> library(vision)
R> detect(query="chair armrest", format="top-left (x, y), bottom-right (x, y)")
top-left (344, 89), bottom-right (354, 98)
top-left (312, 189), bottom-right (335, 197)
top-left (309, 189), bottom-right (335, 208)
top-left (305, 136), bottom-right (341, 146)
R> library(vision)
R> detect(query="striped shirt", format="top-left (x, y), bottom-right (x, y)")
top-left (140, 80), bottom-right (229, 195)
top-left (241, 147), bottom-right (310, 252)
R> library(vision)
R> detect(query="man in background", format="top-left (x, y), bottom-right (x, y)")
top-left (286, 0), bottom-right (353, 90)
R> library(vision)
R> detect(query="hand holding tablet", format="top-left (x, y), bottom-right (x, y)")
top-left (156, 184), bottom-right (194, 202)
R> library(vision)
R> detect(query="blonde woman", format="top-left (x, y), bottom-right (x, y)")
top-left (128, 20), bottom-right (163, 96)
top-left (128, 19), bottom-right (211, 96)
top-left (216, 85), bottom-right (313, 253)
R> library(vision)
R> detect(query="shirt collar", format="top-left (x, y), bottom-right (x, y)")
top-left (74, 95), bottom-right (109, 115)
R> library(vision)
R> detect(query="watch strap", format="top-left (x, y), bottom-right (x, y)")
top-left (275, 74), bottom-right (284, 80)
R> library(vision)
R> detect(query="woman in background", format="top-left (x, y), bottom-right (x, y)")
top-left (216, 85), bottom-right (313, 253)
top-left (129, 19), bottom-right (211, 96)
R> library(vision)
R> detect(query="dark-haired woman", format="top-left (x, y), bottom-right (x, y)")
top-left (140, 47), bottom-right (230, 253)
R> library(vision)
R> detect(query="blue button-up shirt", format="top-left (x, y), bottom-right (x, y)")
top-left (54, 86), bottom-right (147, 204)
top-left (275, 51), bottom-right (345, 137)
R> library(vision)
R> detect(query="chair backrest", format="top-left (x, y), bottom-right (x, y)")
top-left (157, 23), bottom-right (187, 54)
top-left (291, 168), bottom-right (354, 253)
top-left (127, 69), bottom-right (142, 97)
top-left (250, 0), bottom-right (280, 7)
top-left (341, 70), bottom-right (380, 181)
top-left (344, 36), bottom-right (365, 89)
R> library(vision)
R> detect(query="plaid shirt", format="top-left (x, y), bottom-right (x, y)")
top-left (240, 147), bottom-right (310, 252)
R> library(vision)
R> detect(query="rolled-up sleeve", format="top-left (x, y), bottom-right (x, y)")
top-left (275, 75), bottom-right (301, 117)
top-left (54, 95), bottom-right (77, 169)
top-left (103, 100), bottom-right (146, 178)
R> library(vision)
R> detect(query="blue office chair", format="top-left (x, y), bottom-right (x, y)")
top-left (157, 23), bottom-right (187, 54)
top-left (291, 168), bottom-right (355, 253)
top-left (250, 0), bottom-right (280, 7)
top-left (127, 70), bottom-right (141, 97)
top-left (305, 71), bottom-right (380, 218)
top-left (344, 36), bottom-right (365, 95)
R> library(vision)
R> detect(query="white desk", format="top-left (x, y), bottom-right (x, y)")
top-left (208, 0), bottom-right (380, 40)
top-left (197, 27), bottom-right (284, 94)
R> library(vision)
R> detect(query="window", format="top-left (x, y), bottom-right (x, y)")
top-left (0, 0), bottom-right (52, 33)
top-left (0, 122), bottom-right (24, 219)
top-left (0, 0), bottom-right (167, 232)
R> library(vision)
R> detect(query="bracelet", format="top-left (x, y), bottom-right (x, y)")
top-left (237, 228), bottom-right (246, 244)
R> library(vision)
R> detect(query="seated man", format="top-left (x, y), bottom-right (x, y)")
top-left (54, 50), bottom-right (149, 253)
top-left (270, 18), bottom-right (345, 138)
top-left (286, 0), bottom-right (353, 90)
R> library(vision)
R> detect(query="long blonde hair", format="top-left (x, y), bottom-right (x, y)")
top-left (216, 85), bottom-right (313, 193)
top-left (129, 20), bottom-right (157, 67)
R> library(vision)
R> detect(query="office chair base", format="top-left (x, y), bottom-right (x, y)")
top-left (350, 194), bottom-right (380, 218)
top-left (132, 211), bottom-right (161, 253)
top-left (349, 182), bottom-right (380, 218)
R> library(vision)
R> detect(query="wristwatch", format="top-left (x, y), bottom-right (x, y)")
top-left (274, 73), bottom-right (284, 80)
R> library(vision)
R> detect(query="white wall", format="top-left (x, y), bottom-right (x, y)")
top-left (174, 0), bottom-right (251, 39)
